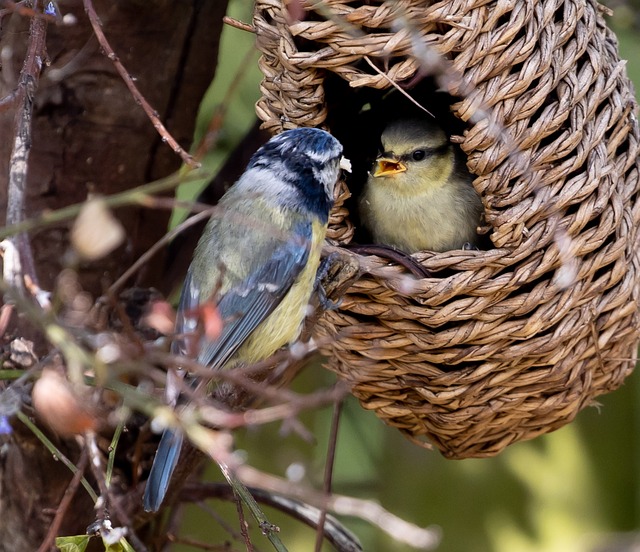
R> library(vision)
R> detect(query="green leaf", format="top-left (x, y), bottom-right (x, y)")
top-left (102, 537), bottom-right (136, 552)
top-left (55, 535), bottom-right (92, 552)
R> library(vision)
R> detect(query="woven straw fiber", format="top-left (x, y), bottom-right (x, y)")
top-left (253, 0), bottom-right (640, 458)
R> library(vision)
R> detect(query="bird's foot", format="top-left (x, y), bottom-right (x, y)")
top-left (315, 254), bottom-right (343, 311)
top-left (314, 250), bottom-right (361, 311)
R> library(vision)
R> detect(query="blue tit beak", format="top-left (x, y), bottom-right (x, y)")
top-left (373, 156), bottom-right (407, 177)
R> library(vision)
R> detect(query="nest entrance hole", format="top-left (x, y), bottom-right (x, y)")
top-left (322, 74), bottom-right (481, 247)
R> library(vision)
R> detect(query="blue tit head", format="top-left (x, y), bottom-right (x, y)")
top-left (245, 128), bottom-right (344, 222)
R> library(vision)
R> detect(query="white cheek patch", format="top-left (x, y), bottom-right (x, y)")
top-left (236, 167), bottom-right (294, 197)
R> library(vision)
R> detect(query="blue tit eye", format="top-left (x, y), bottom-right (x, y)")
top-left (412, 150), bottom-right (426, 161)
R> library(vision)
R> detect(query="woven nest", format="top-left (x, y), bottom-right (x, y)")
top-left (253, 0), bottom-right (640, 458)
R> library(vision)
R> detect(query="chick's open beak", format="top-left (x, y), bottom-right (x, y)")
top-left (373, 157), bottom-right (407, 177)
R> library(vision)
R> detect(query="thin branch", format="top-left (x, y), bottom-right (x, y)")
top-left (0, 239), bottom-right (22, 291)
top-left (85, 432), bottom-right (110, 517)
top-left (0, 170), bottom-right (206, 241)
top-left (315, 399), bottom-right (343, 552)
top-left (144, 349), bottom-right (351, 428)
top-left (236, 465), bottom-right (441, 551)
top-left (85, 432), bottom-right (149, 552)
top-left (363, 56), bottom-right (433, 117)
top-left (107, 206), bottom-right (216, 295)
top-left (36, 450), bottom-right (89, 552)
top-left (0, 303), bottom-right (14, 337)
top-left (105, 421), bottom-right (124, 489)
top-left (233, 488), bottom-right (254, 552)
top-left (183, 483), bottom-right (363, 552)
top-left (81, 0), bottom-right (199, 169)
top-left (218, 462), bottom-right (287, 552)
top-left (181, 418), bottom-right (438, 551)
top-left (222, 16), bottom-right (255, 33)
top-left (5, 3), bottom-right (48, 291)
top-left (16, 411), bottom-right (98, 502)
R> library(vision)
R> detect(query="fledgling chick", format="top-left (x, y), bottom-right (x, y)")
top-left (143, 127), bottom-right (347, 512)
top-left (359, 118), bottom-right (482, 252)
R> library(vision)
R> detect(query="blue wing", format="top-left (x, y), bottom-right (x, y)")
top-left (144, 221), bottom-right (313, 512)
top-left (196, 225), bottom-right (311, 369)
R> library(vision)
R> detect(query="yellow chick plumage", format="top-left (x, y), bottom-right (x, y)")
top-left (360, 118), bottom-right (482, 253)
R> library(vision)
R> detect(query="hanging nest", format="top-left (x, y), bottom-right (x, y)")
top-left (253, 0), bottom-right (640, 458)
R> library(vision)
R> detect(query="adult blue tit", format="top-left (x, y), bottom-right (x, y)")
top-left (143, 127), bottom-right (346, 512)
top-left (359, 117), bottom-right (483, 252)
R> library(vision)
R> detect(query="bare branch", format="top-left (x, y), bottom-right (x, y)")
top-left (183, 482), bottom-right (364, 552)
top-left (315, 399), bottom-right (344, 552)
top-left (36, 450), bottom-right (89, 552)
top-left (236, 465), bottom-right (442, 551)
top-left (5, 5), bottom-right (48, 292)
top-left (82, 0), bottom-right (199, 169)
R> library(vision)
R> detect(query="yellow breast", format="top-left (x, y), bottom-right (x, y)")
top-left (234, 218), bottom-right (326, 365)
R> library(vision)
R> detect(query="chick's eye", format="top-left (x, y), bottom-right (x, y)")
top-left (412, 150), bottom-right (426, 161)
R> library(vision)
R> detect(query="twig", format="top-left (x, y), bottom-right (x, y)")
top-left (37, 450), bottom-right (89, 552)
top-left (363, 56), bottom-right (433, 117)
top-left (5, 3), bottom-right (48, 292)
top-left (143, 349), bottom-right (351, 428)
top-left (85, 432), bottom-right (149, 552)
top-left (16, 410), bottom-right (98, 502)
top-left (107, 206), bottom-right (216, 295)
top-left (85, 432), bottom-right (110, 518)
top-left (222, 16), bottom-right (255, 33)
top-left (105, 421), bottom-right (124, 489)
top-left (0, 170), bottom-right (204, 241)
top-left (218, 462), bottom-right (287, 552)
top-left (233, 488), bottom-right (254, 552)
top-left (0, 303), bottom-right (14, 337)
top-left (236, 465), bottom-right (441, 550)
top-left (183, 482), bottom-right (363, 552)
top-left (178, 417), bottom-right (438, 550)
top-left (81, 0), bottom-right (199, 169)
top-left (201, 382), bottom-right (350, 429)
top-left (0, 239), bottom-right (22, 290)
top-left (315, 399), bottom-right (343, 552)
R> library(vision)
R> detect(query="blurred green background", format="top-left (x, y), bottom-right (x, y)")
top-left (172, 1), bottom-right (640, 550)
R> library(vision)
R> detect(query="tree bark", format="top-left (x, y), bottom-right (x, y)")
top-left (0, 1), bottom-right (228, 549)
top-left (0, 0), bottom-right (226, 293)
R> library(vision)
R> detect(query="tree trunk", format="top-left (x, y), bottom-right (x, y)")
top-left (0, 1), bottom-right (228, 549)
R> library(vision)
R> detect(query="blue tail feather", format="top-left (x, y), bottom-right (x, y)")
top-left (143, 428), bottom-right (183, 512)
